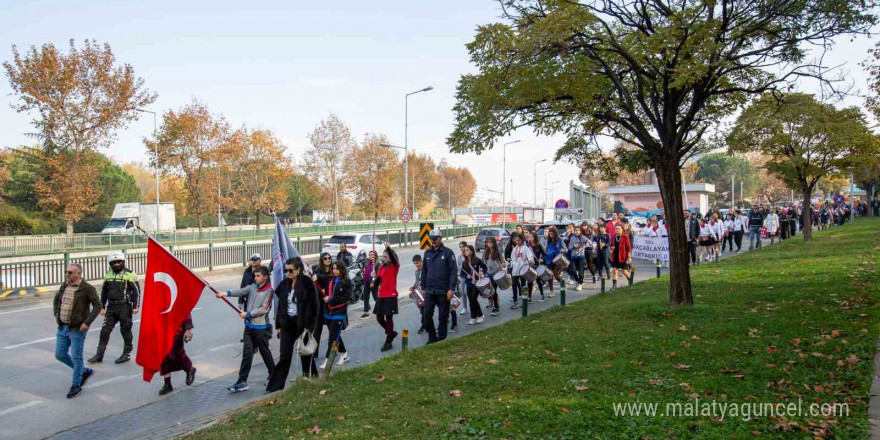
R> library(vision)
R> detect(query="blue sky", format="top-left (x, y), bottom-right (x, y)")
top-left (0, 1), bottom-right (875, 207)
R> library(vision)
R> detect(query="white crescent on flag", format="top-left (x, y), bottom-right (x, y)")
top-left (154, 272), bottom-right (178, 315)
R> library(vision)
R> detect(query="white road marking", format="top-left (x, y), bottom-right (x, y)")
top-left (0, 400), bottom-right (41, 416)
top-left (208, 343), bottom-right (240, 352)
top-left (0, 305), bottom-right (52, 315)
top-left (3, 319), bottom-right (141, 349)
top-left (84, 375), bottom-right (132, 389)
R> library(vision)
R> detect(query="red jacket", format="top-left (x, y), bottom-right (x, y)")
top-left (377, 263), bottom-right (400, 298)
top-left (614, 234), bottom-right (632, 262)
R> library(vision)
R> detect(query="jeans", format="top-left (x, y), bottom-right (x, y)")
top-left (325, 318), bottom-right (347, 358)
top-left (750, 226), bottom-right (762, 249)
top-left (595, 250), bottom-right (611, 278)
top-left (584, 253), bottom-right (596, 278)
top-left (571, 257), bottom-right (585, 284)
top-left (55, 325), bottom-right (87, 388)
top-left (688, 240), bottom-right (697, 263)
top-left (423, 292), bottom-right (450, 342)
top-left (457, 277), bottom-right (468, 313)
top-left (238, 327), bottom-right (275, 383)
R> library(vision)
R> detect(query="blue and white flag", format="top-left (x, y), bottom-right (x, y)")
top-left (271, 214), bottom-right (307, 290)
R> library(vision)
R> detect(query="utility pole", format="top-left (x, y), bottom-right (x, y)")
top-left (731, 174), bottom-right (735, 210)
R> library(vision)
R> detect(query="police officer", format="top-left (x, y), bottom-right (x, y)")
top-left (88, 251), bottom-right (140, 364)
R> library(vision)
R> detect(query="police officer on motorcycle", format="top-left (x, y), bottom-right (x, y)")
top-left (88, 251), bottom-right (141, 364)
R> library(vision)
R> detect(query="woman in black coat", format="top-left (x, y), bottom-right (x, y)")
top-left (266, 257), bottom-right (321, 392)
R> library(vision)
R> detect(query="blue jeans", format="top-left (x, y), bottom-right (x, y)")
top-left (749, 226), bottom-right (762, 249)
top-left (55, 325), bottom-right (87, 387)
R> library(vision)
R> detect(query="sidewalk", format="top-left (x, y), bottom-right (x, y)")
top-left (47, 239), bottom-right (770, 440)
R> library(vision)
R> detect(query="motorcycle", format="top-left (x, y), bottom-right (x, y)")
top-left (348, 250), bottom-right (367, 305)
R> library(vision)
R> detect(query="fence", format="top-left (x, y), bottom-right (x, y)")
top-left (0, 223), bottom-right (491, 291)
top-left (0, 220), bottom-right (452, 258)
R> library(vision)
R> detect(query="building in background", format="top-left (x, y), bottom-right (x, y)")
top-left (606, 183), bottom-right (715, 214)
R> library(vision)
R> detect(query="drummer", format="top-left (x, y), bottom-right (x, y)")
top-left (544, 226), bottom-right (567, 296)
top-left (509, 233), bottom-right (535, 307)
top-left (525, 230), bottom-right (547, 302)
top-left (482, 237), bottom-right (505, 316)
top-left (461, 245), bottom-right (487, 325)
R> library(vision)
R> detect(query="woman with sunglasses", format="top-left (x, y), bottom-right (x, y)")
top-left (266, 257), bottom-right (320, 392)
top-left (310, 252), bottom-right (332, 364)
top-left (373, 243), bottom-right (400, 351)
top-left (319, 261), bottom-right (352, 369)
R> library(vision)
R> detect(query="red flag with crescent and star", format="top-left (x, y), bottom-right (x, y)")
top-left (136, 237), bottom-right (210, 382)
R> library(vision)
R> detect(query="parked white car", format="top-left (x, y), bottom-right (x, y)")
top-left (323, 233), bottom-right (383, 258)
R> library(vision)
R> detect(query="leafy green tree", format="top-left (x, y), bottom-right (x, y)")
top-left (446, 0), bottom-right (874, 306)
top-left (694, 154), bottom-right (758, 207)
top-left (728, 93), bottom-right (876, 241)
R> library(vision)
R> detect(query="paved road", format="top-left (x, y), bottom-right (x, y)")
top-left (0, 234), bottom-right (775, 440)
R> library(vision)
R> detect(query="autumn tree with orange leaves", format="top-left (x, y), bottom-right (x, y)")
top-left (144, 100), bottom-right (228, 230)
top-left (222, 128), bottom-right (290, 228)
top-left (436, 166), bottom-right (476, 215)
top-left (3, 39), bottom-right (156, 233)
top-left (345, 133), bottom-right (400, 220)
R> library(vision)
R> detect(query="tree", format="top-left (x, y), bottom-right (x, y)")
top-left (447, 0), bottom-right (874, 306)
top-left (145, 100), bottom-right (228, 230)
top-left (344, 133), bottom-right (399, 221)
top-left (304, 114), bottom-right (355, 224)
top-left (222, 128), bottom-right (290, 228)
top-left (436, 166), bottom-right (477, 215)
top-left (4, 39), bottom-right (157, 233)
top-left (728, 93), bottom-right (875, 241)
top-left (694, 154), bottom-right (758, 207)
top-left (404, 151), bottom-right (437, 216)
top-left (281, 171), bottom-right (322, 223)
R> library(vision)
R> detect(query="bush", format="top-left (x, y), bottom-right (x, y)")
top-left (0, 205), bottom-right (63, 235)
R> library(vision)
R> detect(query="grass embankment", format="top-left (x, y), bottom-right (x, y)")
top-left (189, 220), bottom-right (880, 440)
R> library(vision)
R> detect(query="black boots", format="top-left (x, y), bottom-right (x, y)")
top-left (159, 378), bottom-right (173, 395)
top-left (87, 347), bottom-right (105, 363)
top-left (115, 352), bottom-right (131, 364)
top-left (186, 367), bottom-right (197, 386)
top-left (381, 331), bottom-right (399, 352)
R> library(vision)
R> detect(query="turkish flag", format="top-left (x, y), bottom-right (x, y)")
top-left (136, 237), bottom-right (211, 382)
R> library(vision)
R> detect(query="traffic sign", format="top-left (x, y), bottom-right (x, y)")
top-left (419, 223), bottom-right (435, 250)
top-left (401, 204), bottom-right (411, 223)
top-left (555, 199), bottom-right (569, 209)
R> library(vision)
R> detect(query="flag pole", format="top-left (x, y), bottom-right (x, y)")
top-left (137, 226), bottom-right (243, 315)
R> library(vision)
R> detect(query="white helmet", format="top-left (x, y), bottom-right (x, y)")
top-left (108, 251), bottom-right (126, 265)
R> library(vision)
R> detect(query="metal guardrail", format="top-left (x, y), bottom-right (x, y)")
top-left (0, 223), bottom-right (491, 292)
top-left (0, 220), bottom-right (452, 258)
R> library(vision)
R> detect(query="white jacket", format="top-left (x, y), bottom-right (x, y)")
top-left (509, 245), bottom-right (535, 276)
top-left (764, 213), bottom-right (779, 234)
top-left (709, 221), bottom-right (723, 240)
top-left (723, 219), bottom-right (734, 233)
top-left (733, 216), bottom-right (746, 232)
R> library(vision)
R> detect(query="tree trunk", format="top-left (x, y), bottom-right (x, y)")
top-left (333, 179), bottom-right (340, 225)
top-left (66, 220), bottom-right (74, 235)
top-left (655, 160), bottom-right (693, 307)
top-left (255, 211), bottom-right (261, 230)
top-left (198, 217), bottom-right (203, 231)
top-left (802, 186), bottom-right (813, 242)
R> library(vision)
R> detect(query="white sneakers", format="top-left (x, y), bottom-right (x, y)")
top-left (476, 316), bottom-right (483, 324)
top-left (319, 359), bottom-right (327, 370)
top-left (467, 318), bottom-right (476, 325)
top-left (576, 283), bottom-right (583, 291)
top-left (335, 352), bottom-right (350, 366)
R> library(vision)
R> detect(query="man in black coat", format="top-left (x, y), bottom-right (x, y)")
top-left (420, 229), bottom-right (458, 344)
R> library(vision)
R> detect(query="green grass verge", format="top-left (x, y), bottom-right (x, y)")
top-left (188, 219), bottom-right (880, 440)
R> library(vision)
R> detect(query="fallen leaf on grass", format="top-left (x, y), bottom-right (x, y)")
top-left (673, 363), bottom-right (692, 370)
top-left (337, 415), bottom-right (345, 420)
top-left (487, 359), bottom-right (498, 365)
top-left (445, 366), bottom-right (455, 372)
top-left (449, 389), bottom-right (462, 398)
top-left (575, 386), bottom-right (588, 392)
top-left (790, 338), bottom-right (801, 347)
top-left (602, 363), bottom-right (613, 368)
top-left (513, 373), bottom-right (520, 377)
top-left (811, 352), bottom-right (825, 358)
top-left (731, 375), bottom-right (745, 380)
top-left (308, 425), bottom-right (322, 435)
top-left (373, 375), bottom-right (385, 383)
top-left (257, 412), bottom-right (266, 420)
top-left (650, 379), bottom-right (663, 385)
top-left (428, 421), bottom-right (437, 427)
top-left (544, 349), bottom-right (558, 357)
top-left (319, 389), bottom-right (327, 396)
top-left (560, 407), bottom-right (571, 413)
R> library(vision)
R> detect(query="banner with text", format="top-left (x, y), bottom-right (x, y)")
top-left (632, 236), bottom-right (669, 261)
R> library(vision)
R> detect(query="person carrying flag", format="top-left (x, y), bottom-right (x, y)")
top-left (215, 266), bottom-right (275, 393)
top-left (157, 314), bottom-right (196, 395)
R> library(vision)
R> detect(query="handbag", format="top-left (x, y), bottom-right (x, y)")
top-left (294, 329), bottom-right (317, 356)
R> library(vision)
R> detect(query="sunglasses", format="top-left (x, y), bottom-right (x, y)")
top-left (323, 257), bottom-right (331, 261)
top-left (286, 269), bottom-right (296, 273)
top-left (66, 271), bottom-right (76, 275)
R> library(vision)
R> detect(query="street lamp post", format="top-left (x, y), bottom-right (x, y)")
top-left (403, 86), bottom-right (433, 242)
top-left (544, 170), bottom-right (552, 207)
top-left (136, 108), bottom-right (159, 235)
top-left (534, 159), bottom-right (547, 207)
top-left (501, 140), bottom-right (520, 229)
